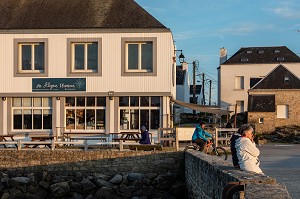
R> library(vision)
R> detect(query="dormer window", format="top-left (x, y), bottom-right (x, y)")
top-left (284, 75), bottom-right (291, 84)
top-left (246, 50), bottom-right (252, 54)
top-left (241, 57), bottom-right (248, 62)
top-left (258, 50), bottom-right (264, 54)
top-left (274, 49), bottom-right (280, 53)
top-left (276, 57), bottom-right (284, 61)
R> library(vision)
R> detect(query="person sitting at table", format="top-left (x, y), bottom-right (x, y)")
top-left (140, 126), bottom-right (151, 144)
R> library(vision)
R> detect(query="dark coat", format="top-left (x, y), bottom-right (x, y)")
top-left (140, 130), bottom-right (151, 144)
top-left (230, 133), bottom-right (241, 167)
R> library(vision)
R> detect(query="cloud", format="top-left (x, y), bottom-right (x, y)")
top-left (268, 7), bottom-right (300, 18)
top-left (174, 22), bottom-right (275, 41)
top-left (174, 31), bottom-right (201, 41)
top-left (217, 23), bottom-right (274, 36)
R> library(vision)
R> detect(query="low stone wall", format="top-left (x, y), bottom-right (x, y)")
top-left (0, 149), bottom-right (186, 198)
top-left (0, 149), bottom-right (184, 175)
top-left (185, 150), bottom-right (291, 199)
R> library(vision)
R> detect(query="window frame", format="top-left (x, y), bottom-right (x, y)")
top-left (67, 38), bottom-right (102, 76)
top-left (14, 38), bottom-right (48, 77)
top-left (277, 105), bottom-right (289, 119)
top-left (235, 76), bottom-right (245, 90)
top-left (119, 96), bottom-right (161, 131)
top-left (12, 97), bottom-right (52, 130)
top-left (65, 97), bottom-right (106, 131)
top-left (121, 37), bottom-right (157, 76)
top-left (258, 117), bottom-right (264, 124)
top-left (236, 100), bottom-right (244, 113)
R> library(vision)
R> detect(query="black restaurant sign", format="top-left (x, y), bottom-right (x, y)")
top-left (32, 78), bottom-right (86, 92)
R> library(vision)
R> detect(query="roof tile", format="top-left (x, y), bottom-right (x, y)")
top-left (0, 0), bottom-right (167, 29)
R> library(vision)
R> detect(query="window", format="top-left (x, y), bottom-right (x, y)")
top-left (276, 57), bottom-right (284, 61)
top-left (119, 96), bottom-right (160, 130)
top-left (67, 38), bottom-right (102, 76)
top-left (250, 77), bottom-right (263, 88)
top-left (236, 100), bottom-right (244, 113)
top-left (277, 105), bottom-right (288, 118)
top-left (12, 97), bottom-right (52, 130)
top-left (235, 76), bottom-right (244, 89)
top-left (126, 42), bottom-right (153, 71)
top-left (248, 95), bottom-right (275, 112)
top-left (189, 96), bottom-right (198, 104)
top-left (72, 43), bottom-right (97, 71)
top-left (14, 39), bottom-right (48, 77)
top-left (65, 97), bottom-right (106, 130)
top-left (121, 37), bottom-right (157, 76)
top-left (241, 58), bottom-right (248, 62)
top-left (274, 49), bottom-right (280, 53)
top-left (258, 50), bottom-right (264, 54)
top-left (259, 118), bottom-right (264, 124)
top-left (284, 75), bottom-right (291, 84)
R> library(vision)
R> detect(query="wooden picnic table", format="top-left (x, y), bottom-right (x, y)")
top-left (0, 135), bottom-right (18, 148)
top-left (120, 132), bottom-right (141, 139)
top-left (25, 135), bottom-right (55, 148)
top-left (63, 132), bottom-right (108, 142)
top-left (112, 131), bottom-right (153, 142)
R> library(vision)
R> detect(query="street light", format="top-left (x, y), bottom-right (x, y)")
top-left (174, 50), bottom-right (185, 63)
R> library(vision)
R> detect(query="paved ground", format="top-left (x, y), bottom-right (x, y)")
top-left (258, 143), bottom-right (300, 199)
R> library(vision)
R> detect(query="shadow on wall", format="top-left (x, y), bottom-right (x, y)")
top-left (0, 150), bottom-right (187, 198)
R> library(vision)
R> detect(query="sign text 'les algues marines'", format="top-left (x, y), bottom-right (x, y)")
top-left (32, 78), bottom-right (86, 92)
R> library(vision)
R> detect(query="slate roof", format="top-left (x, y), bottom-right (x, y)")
top-left (189, 85), bottom-right (202, 95)
top-left (0, 0), bottom-right (167, 29)
top-left (223, 46), bottom-right (300, 64)
top-left (252, 64), bottom-right (300, 89)
top-left (176, 66), bottom-right (185, 85)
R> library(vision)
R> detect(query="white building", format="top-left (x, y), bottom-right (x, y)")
top-left (175, 62), bottom-right (203, 123)
top-left (218, 46), bottom-right (300, 113)
top-left (0, 0), bottom-right (176, 136)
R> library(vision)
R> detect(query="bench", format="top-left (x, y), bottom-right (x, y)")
top-left (70, 137), bottom-right (107, 142)
top-left (129, 144), bottom-right (162, 151)
top-left (113, 138), bottom-right (140, 142)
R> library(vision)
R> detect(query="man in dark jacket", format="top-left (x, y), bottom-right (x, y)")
top-left (230, 127), bottom-right (241, 168)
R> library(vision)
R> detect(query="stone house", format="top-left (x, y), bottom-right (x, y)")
top-left (248, 64), bottom-right (300, 133)
top-left (218, 46), bottom-right (300, 114)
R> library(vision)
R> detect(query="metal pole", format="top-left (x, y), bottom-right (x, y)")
top-left (193, 61), bottom-right (196, 115)
top-left (209, 80), bottom-right (212, 106)
top-left (202, 73), bottom-right (205, 105)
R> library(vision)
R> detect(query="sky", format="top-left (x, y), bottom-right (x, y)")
top-left (136, 0), bottom-right (300, 104)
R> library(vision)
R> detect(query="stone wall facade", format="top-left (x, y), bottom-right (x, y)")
top-left (185, 150), bottom-right (291, 199)
top-left (248, 90), bottom-right (300, 134)
top-left (0, 149), bottom-right (186, 198)
top-left (0, 150), bottom-right (184, 176)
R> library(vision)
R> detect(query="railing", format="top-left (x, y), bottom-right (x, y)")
top-left (0, 139), bottom-right (142, 151)
top-left (214, 128), bottom-right (239, 147)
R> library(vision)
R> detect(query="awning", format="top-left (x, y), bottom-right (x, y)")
top-left (171, 98), bottom-right (231, 115)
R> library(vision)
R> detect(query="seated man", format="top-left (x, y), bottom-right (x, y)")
top-left (235, 124), bottom-right (264, 174)
top-left (139, 126), bottom-right (151, 144)
top-left (230, 127), bottom-right (241, 169)
top-left (192, 122), bottom-right (212, 151)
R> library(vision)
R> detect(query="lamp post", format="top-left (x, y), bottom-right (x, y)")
top-left (174, 50), bottom-right (185, 63)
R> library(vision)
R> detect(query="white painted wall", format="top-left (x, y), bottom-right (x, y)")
top-left (220, 63), bottom-right (300, 112)
top-left (0, 32), bottom-right (175, 95)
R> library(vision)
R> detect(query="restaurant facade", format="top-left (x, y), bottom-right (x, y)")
top-left (0, 0), bottom-right (176, 137)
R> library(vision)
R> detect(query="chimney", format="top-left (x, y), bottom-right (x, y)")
top-left (181, 62), bottom-right (188, 71)
top-left (220, 47), bottom-right (227, 64)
